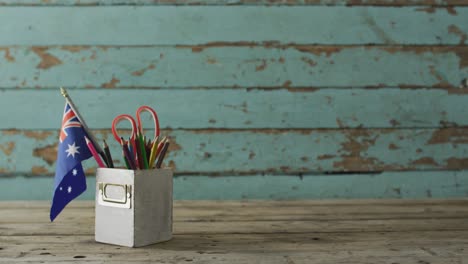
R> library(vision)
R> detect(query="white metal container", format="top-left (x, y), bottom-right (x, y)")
top-left (95, 168), bottom-right (173, 247)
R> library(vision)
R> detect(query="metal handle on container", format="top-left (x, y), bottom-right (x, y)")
top-left (98, 182), bottom-right (132, 209)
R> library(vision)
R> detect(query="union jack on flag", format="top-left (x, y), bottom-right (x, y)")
top-left (50, 102), bottom-right (93, 221)
top-left (59, 105), bottom-right (82, 143)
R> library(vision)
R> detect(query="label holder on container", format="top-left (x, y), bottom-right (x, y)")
top-left (98, 182), bottom-right (132, 209)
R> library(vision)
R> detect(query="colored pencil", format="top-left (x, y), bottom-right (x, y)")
top-left (154, 137), bottom-right (167, 161)
top-left (122, 140), bottom-right (136, 170)
top-left (145, 140), bottom-right (151, 162)
top-left (103, 140), bottom-right (114, 168)
top-left (85, 136), bottom-right (106, 168)
top-left (134, 134), bottom-right (143, 169)
top-left (138, 133), bottom-right (149, 169)
top-left (120, 137), bottom-right (131, 169)
top-left (123, 155), bottom-right (131, 169)
top-left (148, 136), bottom-right (159, 168)
top-left (129, 137), bottom-right (139, 169)
top-left (155, 141), bottom-right (170, 169)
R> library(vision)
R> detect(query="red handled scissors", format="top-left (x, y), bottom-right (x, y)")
top-left (112, 106), bottom-right (160, 169)
top-left (111, 105), bottom-right (160, 144)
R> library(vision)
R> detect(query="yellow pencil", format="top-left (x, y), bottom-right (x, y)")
top-left (148, 136), bottom-right (159, 168)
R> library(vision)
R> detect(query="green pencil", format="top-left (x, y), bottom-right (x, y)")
top-left (138, 133), bottom-right (149, 169)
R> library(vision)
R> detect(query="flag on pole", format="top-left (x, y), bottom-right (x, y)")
top-left (50, 102), bottom-right (93, 221)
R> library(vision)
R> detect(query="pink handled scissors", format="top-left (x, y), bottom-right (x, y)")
top-left (111, 105), bottom-right (160, 144)
top-left (112, 106), bottom-right (160, 169)
top-left (135, 105), bottom-right (160, 142)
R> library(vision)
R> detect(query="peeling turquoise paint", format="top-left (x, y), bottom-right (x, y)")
top-left (0, 3), bottom-right (467, 200)
top-left (0, 7), bottom-right (465, 45)
top-left (0, 46), bottom-right (466, 88)
top-left (1, 89), bottom-right (468, 129)
top-left (0, 0), bottom-right (462, 6)
top-left (1, 128), bottom-right (467, 175)
top-left (1, 171), bottom-right (467, 200)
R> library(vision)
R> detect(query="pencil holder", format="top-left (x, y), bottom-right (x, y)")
top-left (95, 168), bottom-right (173, 247)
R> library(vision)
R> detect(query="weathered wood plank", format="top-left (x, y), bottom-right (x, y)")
top-left (0, 256), bottom-right (464, 264)
top-left (1, 128), bottom-right (467, 175)
top-left (1, 258), bottom-right (461, 264)
top-left (0, 232), bottom-right (467, 263)
top-left (0, 171), bottom-right (467, 200)
top-left (3, 211), bottom-right (468, 235)
top-left (1, 88), bottom-right (468, 130)
top-left (3, 199), bottom-right (468, 223)
top-left (1, 200), bottom-right (467, 263)
top-left (0, 46), bottom-right (465, 88)
top-left (0, 7), bottom-right (466, 45)
top-left (0, 0), bottom-right (467, 6)
top-left (3, 216), bottom-right (468, 236)
top-left (4, 199), bottom-right (468, 208)
top-left (7, 209), bottom-right (468, 223)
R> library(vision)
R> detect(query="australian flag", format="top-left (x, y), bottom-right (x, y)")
top-left (50, 102), bottom-right (93, 221)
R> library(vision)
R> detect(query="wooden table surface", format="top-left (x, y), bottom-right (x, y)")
top-left (1, 199), bottom-right (468, 264)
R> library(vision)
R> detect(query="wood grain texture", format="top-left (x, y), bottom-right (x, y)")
top-left (1, 88), bottom-right (468, 129)
top-left (0, 46), bottom-right (466, 88)
top-left (0, 0), bottom-right (467, 6)
top-left (3, 214), bottom-right (468, 235)
top-left (1, 128), bottom-right (468, 175)
top-left (0, 200), bottom-right (467, 263)
top-left (5, 198), bottom-right (468, 221)
top-left (0, 171), bottom-right (467, 200)
top-left (0, 7), bottom-right (466, 45)
top-left (4, 210), bottom-right (468, 235)
top-left (0, 235), bottom-right (466, 263)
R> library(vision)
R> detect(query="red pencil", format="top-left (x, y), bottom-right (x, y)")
top-left (85, 136), bottom-right (106, 168)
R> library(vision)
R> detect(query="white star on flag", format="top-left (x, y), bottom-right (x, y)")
top-left (68, 186), bottom-right (72, 193)
top-left (59, 187), bottom-right (62, 191)
top-left (72, 169), bottom-right (78, 176)
top-left (65, 142), bottom-right (80, 158)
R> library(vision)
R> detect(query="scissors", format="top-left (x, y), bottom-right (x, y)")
top-left (112, 106), bottom-right (160, 169)
top-left (112, 105), bottom-right (160, 144)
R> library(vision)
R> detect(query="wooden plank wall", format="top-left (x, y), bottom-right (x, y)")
top-left (0, 0), bottom-right (467, 200)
